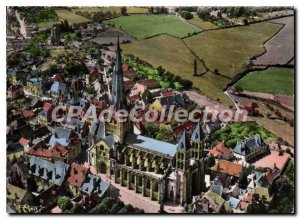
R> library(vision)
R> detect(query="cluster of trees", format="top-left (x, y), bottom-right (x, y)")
top-left (62, 32), bottom-right (81, 42)
top-left (179, 11), bottom-right (193, 20)
top-left (124, 55), bottom-right (193, 90)
top-left (89, 197), bottom-right (144, 214)
top-left (210, 122), bottom-right (277, 148)
top-left (196, 8), bottom-right (232, 28)
top-left (19, 7), bottom-right (58, 23)
top-left (265, 102), bottom-right (294, 127)
top-left (75, 10), bottom-right (116, 22)
top-left (57, 196), bottom-right (85, 213)
top-left (143, 122), bottom-right (173, 142)
top-left (25, 44), bottom-right (49, 58)
top-left (85, 46), bottom-right (102, 59)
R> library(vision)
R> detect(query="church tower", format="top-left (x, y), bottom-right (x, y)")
top-left (108, 36), bottom-right (131, 146)
top-left (111, 36), bottom-right (126, 110)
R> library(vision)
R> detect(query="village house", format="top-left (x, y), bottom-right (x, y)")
top-left (209, 141), bottom-right (234, 160)
top-left (7, 182), bottom-right (33, 213)
top-left (233, 134), bottom-right (268, 163)
top-left (28, 156), bottom-right (69, 190)
top-left (7, 84), bottom-right (24, 99)
top-left (25, 78), bottom-right (44, 96)
top-left (37, 102), bottom-right (55, 125)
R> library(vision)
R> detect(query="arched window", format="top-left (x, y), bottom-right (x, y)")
top-left (100, 145), bottom-right (104, 151)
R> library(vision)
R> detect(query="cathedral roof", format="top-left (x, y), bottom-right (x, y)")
top-left (125, 133), bottom-right (177, 157)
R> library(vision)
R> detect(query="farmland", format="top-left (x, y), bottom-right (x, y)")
top-left (234, 67), bottom-right (294, 95)
top-left (55, 9), bottom-right (91, 24)
top-left (104, 14), bottom-right (201, 39)
top-left (122, 22), bottom-right (281, 104)
top-left (253, 16), bottom-right (294, 65)
top-left (188, 14), bottom-right (218, 30)
top-left (91, 27), bottom-right (135, 45)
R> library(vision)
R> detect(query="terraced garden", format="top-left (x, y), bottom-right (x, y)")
top-left (104, 14), bottom-right (201, 39)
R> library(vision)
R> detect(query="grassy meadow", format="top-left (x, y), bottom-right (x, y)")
top-left (234, 67), bottom-right (294, 95)
top-left (104, 14), bottom-right (201, 39)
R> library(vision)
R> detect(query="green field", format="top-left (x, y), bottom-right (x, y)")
top-left (188, 14), bottom-right (217, 30)
top-left (104, 14), bottom-right (201, 39)
top-left (122, 34), bottom-right (206, 79)
top-left (72, 7), bottom-right (149, 14)
top-left (122, 22), bottom-right (281, 104)
top-left (55, 9), bottom-right (91, 24)
top-left (234, 67), bottom-right (294, 95)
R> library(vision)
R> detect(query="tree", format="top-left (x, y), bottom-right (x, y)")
top-left (121, 7), bottom-right (127, 15)
top-left (180, 11), bottom-right (193, 20)
top-left (193, 59), bottom-right (197, 76)
top-left (57, 196), bottom-right (72, 211)
top-left (118, 207), bottom-right (129, 213)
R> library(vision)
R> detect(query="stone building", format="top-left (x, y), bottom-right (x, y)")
top-left (87, 38), bottom-right (206, 206)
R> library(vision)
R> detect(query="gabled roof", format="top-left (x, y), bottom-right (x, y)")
top-left (233, 134), bottom-right (263, 156)
top-left (80, 173), bottom-right (100, 195)
top-left (29, 157), bottom-right (69, 186)
top-left (67, 163), bottom-right (89, 187)
top-left (191, 122), bottom-right (205, 141)
top-left (176, 130), bottom-right (190, 151)
top-left (49, 127), bottom-right (73, 146)
top-left (226, 197), bottom-right (240, 209)
top-left (209, 141), bottom-right (232, 156)
top-left (210, 184), bottom-right (223, 196)
top-left (125, 133), bottom-right (177, 157)
top-left (50, 81), bottom-right (67, 95)
top-left (211, 160), bottom-right (243, 177)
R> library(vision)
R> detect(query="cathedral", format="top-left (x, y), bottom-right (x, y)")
top-left (87, 38), bottom-right (206, 206)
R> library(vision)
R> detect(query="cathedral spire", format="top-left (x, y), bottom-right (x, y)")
top-left (111, 36), bottom-right (125, 110)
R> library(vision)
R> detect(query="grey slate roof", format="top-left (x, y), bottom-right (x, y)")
top-left (90, 122), bottom-right (105, 142)
top-left (176, 130), bottom-right (190, 151)
top-left (50, 82), bottom-right (67, 95)
top-left (191, 122), bottom-right (205, 141)
top-left (226, 197), bottom-right (240, 209)
top-left (29, 157), bottom-right (69, 186)
top-left (233, 134), bottom-right (262, 156)
top-left (210, 184), bottom-right (223, 196)
top-left (49, 127), bottom-right (73, 146)
top-left (80, 173), bottom-right (100, 195)
top-left (125, 133), bottom-right (177, 157)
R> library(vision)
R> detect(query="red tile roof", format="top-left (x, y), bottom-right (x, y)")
top-left (212, 160), bottom-right (243, 177)
top-left (209, 141), bottom-right (232, 156)
top-left (19, 137), bottom-right (30, 145)
top-left (50, 144), bottom-right (69, 157)
top-left (244, 193), bottom-right (254, 203)
top-left (162, 91), bottom-right (174, 97)
top-left (53, 74), bottom-right (63, 82)
top-left (67, 163), bottom-right (89, 187)
top-left (173, 120), bottom-right (196, 137)
top-left (43, 102), bottom-right (53, 111)
top-left (21, 110), bottom-right (35, 118)
top-left (89, 67), bottom-right (100, 77)
top-left (239, 201), bottom-right (249, 210)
